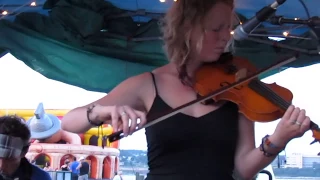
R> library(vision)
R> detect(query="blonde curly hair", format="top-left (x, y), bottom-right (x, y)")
top-left (162, 0), bottom-right (234, 84)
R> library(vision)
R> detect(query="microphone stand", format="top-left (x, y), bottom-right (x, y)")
top-left (235, 16), bottom-right (320, 55)
top-left (232, 0), bottom-right (319, 55)
top-left (268, 16), bottom-right (320, 54)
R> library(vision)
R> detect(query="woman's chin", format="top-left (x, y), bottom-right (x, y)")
top-left (202, 55), bottom-right (221, 63)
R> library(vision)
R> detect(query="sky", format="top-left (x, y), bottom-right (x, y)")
top-left (0, 53), bottom-right (319, 155)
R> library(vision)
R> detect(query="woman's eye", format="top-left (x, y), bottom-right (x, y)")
top-left (212, 28), bottom-right (220, 32)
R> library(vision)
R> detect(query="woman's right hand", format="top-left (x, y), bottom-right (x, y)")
top-left (95, 105), bottom-right (147, 136)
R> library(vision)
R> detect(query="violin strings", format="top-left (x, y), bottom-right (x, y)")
top-left (252, 80), bottom-right (290, 109)
top-left (249, 80), bottom-right (290, 110)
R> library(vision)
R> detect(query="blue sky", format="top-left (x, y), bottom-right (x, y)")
top-left (0, 53), bottom-right (319, 155)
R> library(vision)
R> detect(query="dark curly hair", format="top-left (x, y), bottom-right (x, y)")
top-left (0, 115), bottom-right (32, 180)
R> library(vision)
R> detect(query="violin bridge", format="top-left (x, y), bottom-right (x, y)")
top-left (235, 68), bottom-right (247, 82)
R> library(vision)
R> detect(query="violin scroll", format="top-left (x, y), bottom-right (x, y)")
top-left (310, 122), bottom-right (320, 145)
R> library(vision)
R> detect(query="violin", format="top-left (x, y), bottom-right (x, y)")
top-left (107, 53), bottom-right (320, 145)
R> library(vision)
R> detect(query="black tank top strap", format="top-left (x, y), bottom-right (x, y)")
top-left (150, 72), bottom-right (158, 95)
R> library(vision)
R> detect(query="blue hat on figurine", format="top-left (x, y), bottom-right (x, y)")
top-left (26, 102), bottom-right (61, 139)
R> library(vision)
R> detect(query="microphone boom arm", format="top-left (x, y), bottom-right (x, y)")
top-left (233, 0), bottom-right (288, 41)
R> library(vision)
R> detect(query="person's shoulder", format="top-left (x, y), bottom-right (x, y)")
top-left (111, 72), bottom-right (155, 97)
top-left (31, 164), bottom-right (52, 179)
top-left (122, 72), bottom-right (153, 86)
top-left (71, 161), bottom-right (79, 166)
top-left (123, 64), bottom-right (171, 86)
top-left (124, 66), bottom-right (171, 89)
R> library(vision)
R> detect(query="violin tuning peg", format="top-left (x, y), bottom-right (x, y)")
top-left (310, 139), bottom-right (318, 145)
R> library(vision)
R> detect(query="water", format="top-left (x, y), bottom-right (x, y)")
top-left (121, 175), bottom-right (319, 180)
top-left (121, 175), bottom-right (137, 180)
top-left (276, 178), bottom-right (319, 180)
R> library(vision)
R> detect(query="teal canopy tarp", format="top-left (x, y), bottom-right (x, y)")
top-left (0, 0), bottom-right (319, 92)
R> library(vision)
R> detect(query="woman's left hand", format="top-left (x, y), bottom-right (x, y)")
top-left (270, 105), bottom-right (310, 147)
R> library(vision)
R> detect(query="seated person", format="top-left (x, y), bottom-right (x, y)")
top-left (27, 103), bottom-right (81, 144)
top-left (0, 115), bottom-right (51, 180)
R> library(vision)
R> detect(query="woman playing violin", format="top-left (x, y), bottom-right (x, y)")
top-left (61, 0), bottom-right (311, 179)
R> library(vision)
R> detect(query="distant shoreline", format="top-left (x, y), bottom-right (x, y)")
top-left (276, 177), bottom-right (319, 179)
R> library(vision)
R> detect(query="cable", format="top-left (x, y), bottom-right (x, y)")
top-left (298, 0), bottom-right (310, 18)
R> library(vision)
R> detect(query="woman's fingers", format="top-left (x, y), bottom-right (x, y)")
top-left (123, 106), bottom-right (138, 135)
top-left (101, 105), bottom-right (148, 137)
top-left (300, 116), bottom-right (310, 134)
top-left (118, 106), bottom-right (130, 136)
top-left (288, 107), bottom-right (300, 124)
top-left (111, 106), bottom-right (120, 132)
top-left (282, 105), bottom-right (295, 121)
top-left (108, 105), bottom-right (147, 137)
top-left (296, 109), bottom-right (306, 125)
top-left (135, 110), bottom-right (147, 130)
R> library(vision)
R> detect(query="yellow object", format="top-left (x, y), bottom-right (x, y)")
top-left (83, 125), bottom-right (114, 146)
top-left (0, 109), bottom-right (115, 147)
top-left (0, 109), bottom-right (69, 117)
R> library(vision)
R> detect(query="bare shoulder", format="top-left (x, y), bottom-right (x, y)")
top-left (117, 72), bottom-right (153, 89)
top-left (91, 72), bottom-right (154, 111)
top-left (151, 64), bottom-right (176, 80)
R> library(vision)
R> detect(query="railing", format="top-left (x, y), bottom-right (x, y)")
top-left (46, 171), bottom-right (72, 180)
top-left (257, 170), bottom-right (273, 180)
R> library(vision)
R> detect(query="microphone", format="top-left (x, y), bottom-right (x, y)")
top-left (269, 16), bottom-right (320, 27)
top-left (233, 0), bottom-right (287, 41)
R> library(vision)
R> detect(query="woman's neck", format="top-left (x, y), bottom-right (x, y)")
top-left (168, 60), bottom-right (202, 77)
top-left (186, 61), bottom-right (202, 78)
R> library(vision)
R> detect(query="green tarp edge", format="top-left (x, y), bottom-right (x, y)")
top-left (0, 2), bottom-right (319, 93)
top-left (0, 20), bottom-right (158, 92)
top-left (0, 18), bottom-right (319, 93)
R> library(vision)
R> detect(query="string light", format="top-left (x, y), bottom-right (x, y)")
top-left (0, 1), bottom-right (38, 20)
top-left (230, 31), bottom-right (234, 35)
top-left (283, 31), bottom-right (289, 36)
top-left (1, 11), bottom-right (8, 15)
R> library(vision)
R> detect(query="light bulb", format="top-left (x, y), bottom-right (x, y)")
top-left (1, 11), bottom-right (8, 15)
top-left (283, 31), bottom-right (289, 36)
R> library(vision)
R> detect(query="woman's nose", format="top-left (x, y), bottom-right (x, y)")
top-left (220, 29), bottom-right (231, 42)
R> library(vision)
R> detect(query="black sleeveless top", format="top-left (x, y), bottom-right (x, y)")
top-left (145, 73), bottom-right (239, 180)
